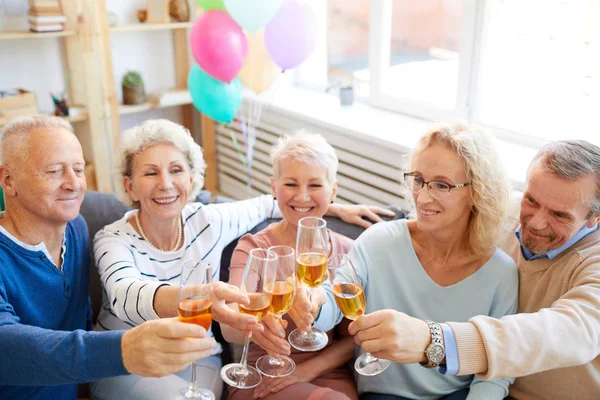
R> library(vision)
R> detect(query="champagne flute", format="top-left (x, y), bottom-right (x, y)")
top-left (288, 217), bottom-right (329, 352)
top-left (255, 245), bottom-right (296, 377)
top-left (171, 261), bottom-right (215, 400)
top-left (221, 248), bottom-right (277, 389)
top-left (328, 254), bottom-right (391, 376)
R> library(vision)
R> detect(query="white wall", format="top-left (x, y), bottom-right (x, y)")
top-left (0, 0), bottom-right (183, 131)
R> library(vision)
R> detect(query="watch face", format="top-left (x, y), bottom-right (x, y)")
top-left (428, 344), bottom-right (445, 363)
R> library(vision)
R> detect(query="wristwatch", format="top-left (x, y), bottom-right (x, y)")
top-left (420, 320), bottom-right (445, 369)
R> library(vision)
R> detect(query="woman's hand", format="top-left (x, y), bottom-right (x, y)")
top-left (348, 309), bottom-right (430, 363)
top-left (327, 204), bottom-right (396, 229)
top-left (253, 363), bottom-right (317, 399)
top-left (249, 314), bottom-right (291, 356)
top-left (287, 284), bottom-right (327, 332)
top-left (210, 282), bottom-right (263, 333)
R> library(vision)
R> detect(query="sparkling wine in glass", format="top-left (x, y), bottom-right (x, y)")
top-left (328, 254), bottom-right (391, 376)
top-left (220, 248), bottom-right (277, 389)
top-left (255, 245), bottom-right (297, 377)
top-left (288, 217), bottom-right (329, 352)
top-left (171, 261), bottom-right (215, 400)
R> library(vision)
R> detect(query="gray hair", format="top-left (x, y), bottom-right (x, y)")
top-left (1, 115), bottom-right (73, 164)
top-left (408, 121), bottom-right (511, 256)
top-left (114, 119), bottom-right (206, 208)
top-left (532, 140), bottom-right (600, 218)
top-left (271, 131), bottom-right (338, 184)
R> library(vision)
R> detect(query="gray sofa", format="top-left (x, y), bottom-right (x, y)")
top-left (78, 190), bottom-right (405, 398)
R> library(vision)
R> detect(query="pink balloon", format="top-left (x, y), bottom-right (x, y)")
top-left (190, 10), bottom-right (248, 82)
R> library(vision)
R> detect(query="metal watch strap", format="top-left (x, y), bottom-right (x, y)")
top-left (421, 320), bottom-right (444, 369)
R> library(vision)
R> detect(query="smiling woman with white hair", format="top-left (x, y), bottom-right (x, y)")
top-left (222, 131), bottom-right (363, 400)
top-left (91, 119), bottom-right (392, 400)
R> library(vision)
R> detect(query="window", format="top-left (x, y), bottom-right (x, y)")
top-left (297, 0), bottom-right (600, 147)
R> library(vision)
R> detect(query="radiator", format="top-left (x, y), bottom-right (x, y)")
top-left (214, 103), bottom-right (410, 209)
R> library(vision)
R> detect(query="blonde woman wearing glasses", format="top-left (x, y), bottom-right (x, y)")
top-left (316, 121), bottom-right (519, 400)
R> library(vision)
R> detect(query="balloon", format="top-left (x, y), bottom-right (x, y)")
top-left (188, 64), bottom-right (242, 124)
top-left (265, 0), bottom-right (317, 70)
top-left (239, 31), bottom-right (281, 93)
top-left (190, 11), bottom-right (247, 83)
top-left (194, 0), bottom-right (225, 10)
top-left (224, 0), bottom-right (282, 32)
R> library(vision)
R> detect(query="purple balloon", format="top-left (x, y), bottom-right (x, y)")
top-left (265, 0), bottom-right (317, 70)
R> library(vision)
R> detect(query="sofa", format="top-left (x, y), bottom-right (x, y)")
top-left (78, 190), bottom-right (405, 399)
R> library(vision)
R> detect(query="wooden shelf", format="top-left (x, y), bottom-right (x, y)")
top-left (0, 109), bottom-right (88, 130)
top-left (0, 30), bottom-right (75, 41)
top-left (118, 89), bottom-right (192, 115)
top-left (110, 22), bottom-right (193, 33)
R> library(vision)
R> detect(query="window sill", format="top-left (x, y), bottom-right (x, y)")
top-left (246, 86), bottom-right (538, 191)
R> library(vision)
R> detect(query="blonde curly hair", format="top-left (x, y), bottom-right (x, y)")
top-left (408, 121), bottom-right (511, 256)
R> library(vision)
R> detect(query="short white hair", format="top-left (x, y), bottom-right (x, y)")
top-left (271, 131), bottom-right (338, 183)
top-left (1, 115), bottom-right (73, 164)
top-left (114, 119), bottom-right (206, 208)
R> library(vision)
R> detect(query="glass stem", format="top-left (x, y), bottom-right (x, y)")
top-left (303, 287), bottom-right (313, 335)
top-left (273, 316), bottom-right (283, 363)
top-left (239, 332), bottom-right (252, 371)
top-left (187, 361), bottom-right (198, 395)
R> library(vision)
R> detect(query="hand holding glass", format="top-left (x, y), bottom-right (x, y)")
top-left (255, 245), bottom-right (296, 377)
top-left (288, 217), bottom-right (329, 352)
top-left (171, 261), bottom-right (215, 400)
top-left (220, 248), bottom-right (277, 389)
top-left (328, 254), bottom-right (391, 376)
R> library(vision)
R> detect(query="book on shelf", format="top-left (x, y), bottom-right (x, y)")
top-left (29, 7), bottom-right (63, 15)
top-left (28, 14), bottom-right (67, 24)
top-left (28, 0), bottom-right (62, 9)
top-left (29, 23), bottom-right (64, 32)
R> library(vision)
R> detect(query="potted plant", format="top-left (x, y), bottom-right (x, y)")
top-left (122, 71), bottom-right (146, 105)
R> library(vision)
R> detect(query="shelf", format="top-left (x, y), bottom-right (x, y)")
top-left (0, 30), bottom-right (75, 41)
top-left (0, 109), bottom-right (88, 130)
top-left (118, 89), bottom-right (192, 115)
top-left (110, 22), bottom-right (193, 33)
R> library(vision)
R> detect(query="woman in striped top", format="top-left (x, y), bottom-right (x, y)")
top-left (91, 119), bottom-right (390, 400)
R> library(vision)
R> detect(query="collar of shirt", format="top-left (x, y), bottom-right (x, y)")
top-left (516, 223), bottom-right (599, 261)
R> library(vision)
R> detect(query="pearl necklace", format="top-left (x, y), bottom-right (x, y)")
top-left (134, 212), bottom-right (183, 253)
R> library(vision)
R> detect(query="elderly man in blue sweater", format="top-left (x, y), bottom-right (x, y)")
top-left (0, 116), bottom-right (260, 400)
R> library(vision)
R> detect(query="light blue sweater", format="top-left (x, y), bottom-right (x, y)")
top-left (315, 219), bottom-right (518, 400)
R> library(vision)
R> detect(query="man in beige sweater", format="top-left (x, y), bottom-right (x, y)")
top-left (348, 140), bottom-right (600, 399)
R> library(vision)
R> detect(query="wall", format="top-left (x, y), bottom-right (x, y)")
top-left (0, 0), bottom-right (182, 133)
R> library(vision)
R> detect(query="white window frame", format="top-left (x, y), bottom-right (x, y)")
top-left (368, 0), bottom-right (483, 122)
top-left (294, 0), bottom-right (557, 149)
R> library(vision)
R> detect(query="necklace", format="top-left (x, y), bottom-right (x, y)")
top-left (134, 211), bottom-right (182, 253)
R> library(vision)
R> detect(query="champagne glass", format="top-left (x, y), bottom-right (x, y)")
top-left (288, 217), bottom-right (329, 352)
top-left (171, 261), bottom-right (215, 400)
top-left (221, 248), bottom-right (277, 389)
top-left (255, 245), bottom-right (297, 377)
top-left (328, 254), bottom-right (391, 376)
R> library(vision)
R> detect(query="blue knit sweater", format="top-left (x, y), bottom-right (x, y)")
top-left (0, 215), bottom-right (127, 400)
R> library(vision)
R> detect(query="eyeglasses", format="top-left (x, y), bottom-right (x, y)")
top-left (404, 172), bottom-right (470, 199)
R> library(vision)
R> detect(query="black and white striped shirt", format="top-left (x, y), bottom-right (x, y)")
top-left (93, 195), bottom-right (279, 354)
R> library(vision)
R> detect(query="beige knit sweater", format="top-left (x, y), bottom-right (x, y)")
top-left (447, 209), bottom-right (600, 400)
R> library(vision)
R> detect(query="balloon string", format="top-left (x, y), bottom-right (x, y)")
top-left (229, 127), bottom-right (248, 173)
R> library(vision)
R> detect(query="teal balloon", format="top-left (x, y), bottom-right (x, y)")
top-left (188, 64), bottom-right (241, 123)
top-left (224, 0), bottom-right (282, 31)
